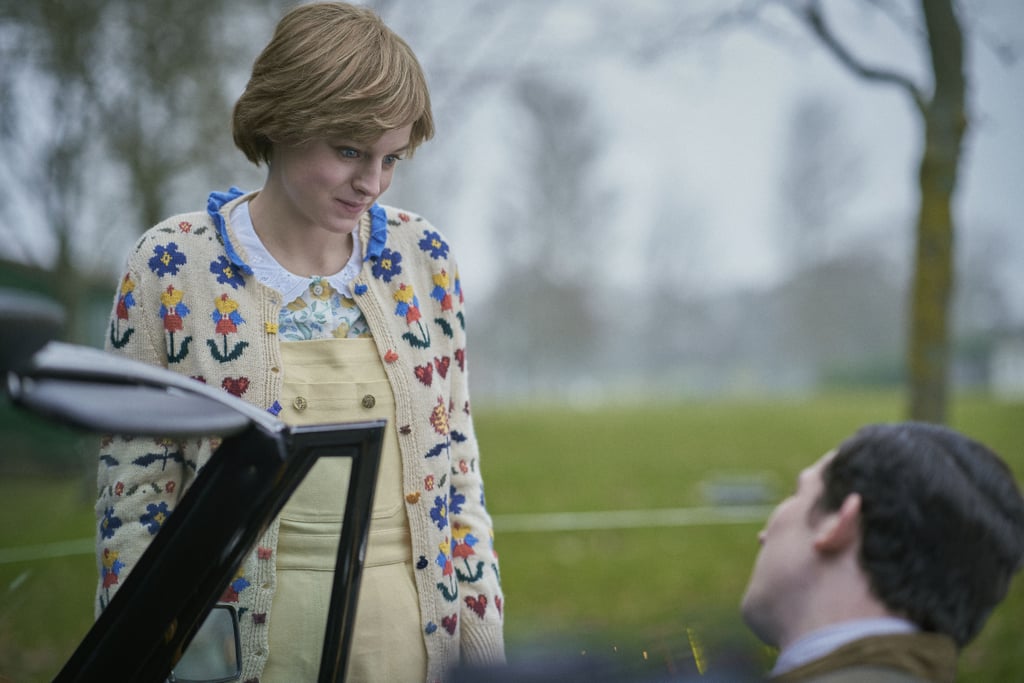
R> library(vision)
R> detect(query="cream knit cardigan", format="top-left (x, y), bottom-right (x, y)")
top-left (95, 190), bottom-right (504, 682)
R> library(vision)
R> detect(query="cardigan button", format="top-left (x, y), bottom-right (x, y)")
top-left (292, 396), bottom-right (308, 411)
top-left (361, 394), bottom-right (376, 409)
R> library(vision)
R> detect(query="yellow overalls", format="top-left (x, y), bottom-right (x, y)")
top-left (263, 338), bottom-right (427, 682)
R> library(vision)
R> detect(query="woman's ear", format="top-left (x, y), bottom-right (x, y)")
top-left (813, 493), bottom-right (862, 554)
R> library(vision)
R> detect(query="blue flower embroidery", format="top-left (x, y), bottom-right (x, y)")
top-left (210, 255), bottom-right (246, 289)
top-left (148, 243), bottom-right (187, 276)
top-left (229, 575), bottom-right (250, 595)
top-left (449, 486), bottom-right (466, 516)
top-left (140, 501), bottom-right (171, 535)
top-left (430, 495), bottom-right (448, 531)
top-left (100, 506), bottom-right (122, 540)
top-left (418, 230), bottom-right (449, 259)
top-left (371, 248), bottom-right (402, 282)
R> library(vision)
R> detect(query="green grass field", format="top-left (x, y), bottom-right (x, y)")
top-left (2, 392), bottom-right (1022, 681)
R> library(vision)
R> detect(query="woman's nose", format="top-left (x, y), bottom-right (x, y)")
top-left (353, 162), bottom-right (382, 196)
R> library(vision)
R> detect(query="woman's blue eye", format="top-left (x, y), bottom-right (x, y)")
top-left (383, 154), bottom-right (402, 167)
top-left (337, 147), bottom-right (359, 158)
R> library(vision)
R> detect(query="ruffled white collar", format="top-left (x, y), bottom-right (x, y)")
top-left (229, 200), bottom-right (363, 303)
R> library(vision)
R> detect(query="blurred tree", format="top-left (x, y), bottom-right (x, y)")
top-left (0, 0), bottom-right (286, 342)
top-left (777, 94), bottom-right (862, 270)
top-left (470, 76), bottom-right (606, 396)
top-left (797, 0), bottom-right (966, 423)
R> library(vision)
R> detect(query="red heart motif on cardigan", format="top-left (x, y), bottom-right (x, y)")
top-left (434, 356), bottom-right (450, 379)
top-left (495, 595), bottom-right (503, 615)
top-left (442, 614), bottom-right (458, 634)
top-left (414, 363), bottom-right (433, 386)
top-left (454, 348), bottom-right (465, 371)
top-left (222, 377), bottom-right (250, 397)
top-left (465, 595), bottom-right (487, 619)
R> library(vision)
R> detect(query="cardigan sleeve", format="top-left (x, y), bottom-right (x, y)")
top-left (444, 256), bottom-right (506, 665)
top-left (93, 234), bottom-right (201, 616)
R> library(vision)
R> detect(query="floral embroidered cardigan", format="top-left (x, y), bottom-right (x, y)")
top-left (95, 189), bottom-right (505, 683)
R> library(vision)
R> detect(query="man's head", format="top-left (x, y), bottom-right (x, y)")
top-left (741, 422), bottom-right (1024, 650)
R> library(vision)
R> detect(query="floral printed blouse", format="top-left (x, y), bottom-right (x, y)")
top-left (231, 201), bottom-right (371, 341)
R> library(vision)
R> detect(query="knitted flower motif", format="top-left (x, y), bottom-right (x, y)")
top-left (148, 242), bottom-right (187, 276)
top-left (101, 548), bottom-right (123, 588)
top-left (435, 537), bottom-right (453, 577)
top-left (430, 396), bottom-right (449, 436)
top-left (393, 284), bottom-right (421, 324)
top-left (212, 293), bottom-right (244, 335)
top-left (430, 495), bottom-right (448, 531)
top-left (451, 522), bottom-right (478, 560)
top-left (100, 506), bottom-right (122, 540)
top-left (140, 501), bottom-right (170, 535)
top-left (116, 274), bottom-right (136, 320)
top-left (449, 486), bottom-right (466, 515)
top-left (372, 247), bottom-right (402, 282)
top-left (454, 268), bottom-right (463, 304)
top-left (424, 474), bottom-right (435, 491)
top-left (210, 255), bottom-right (245, 290)
top-left (418, 230), bottom-right (449, 259)
top-left (220, 568), bottom-right (251, 603)
top-left (159, 286), bottom-right (189, 333)
top-left (431, 270), bottom-right (453, 311)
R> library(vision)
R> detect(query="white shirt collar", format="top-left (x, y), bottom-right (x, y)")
top-left (772, 617), bottom-right (919, 676)
top-left (230, 199), bottom-right (363, 302)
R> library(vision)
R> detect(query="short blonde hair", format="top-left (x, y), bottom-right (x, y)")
top-left (233, 2), bottom-right (434, 165)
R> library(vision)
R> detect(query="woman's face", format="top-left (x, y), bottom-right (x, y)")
top-left (266, 124), bottom-right (413, 236)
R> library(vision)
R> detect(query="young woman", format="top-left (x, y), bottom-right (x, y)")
top-left (95, 4), bottom-right (505, 681)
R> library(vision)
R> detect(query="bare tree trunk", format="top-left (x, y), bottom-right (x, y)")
top-left (802, 0), bottom-right (966, 423)
top-left (907, 0), bottom-right (965, 423)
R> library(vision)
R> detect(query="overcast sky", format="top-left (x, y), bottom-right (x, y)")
top-left (382, 0), bottom-right (1023, 307)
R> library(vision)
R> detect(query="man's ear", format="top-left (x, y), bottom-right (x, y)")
top-left (813, 493), bottom-right (862, 554)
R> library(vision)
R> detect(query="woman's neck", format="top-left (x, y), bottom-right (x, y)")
top-left (248, 190), bottom-right (355, 278)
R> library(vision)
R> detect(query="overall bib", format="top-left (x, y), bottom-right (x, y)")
top-left (263, 337), bottom-right (427, 683)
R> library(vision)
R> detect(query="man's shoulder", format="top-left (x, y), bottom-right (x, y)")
top-left (773, 632), bottom-right (956, 683)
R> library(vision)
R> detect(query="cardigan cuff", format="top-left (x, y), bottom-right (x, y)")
top-left (460, 623), bottom-right (507, 666)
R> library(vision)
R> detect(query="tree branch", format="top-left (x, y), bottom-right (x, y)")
top-left (802, 0), bottom-right (927, 113)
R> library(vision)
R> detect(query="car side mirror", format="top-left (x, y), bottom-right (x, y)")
top-left (167, 605), bottom-right (241, 683)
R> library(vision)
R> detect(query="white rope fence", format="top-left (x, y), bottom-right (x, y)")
top-left (0, 506), bottom-right (772, 565)
top-left (492, 505), bottom-right (772, 533)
